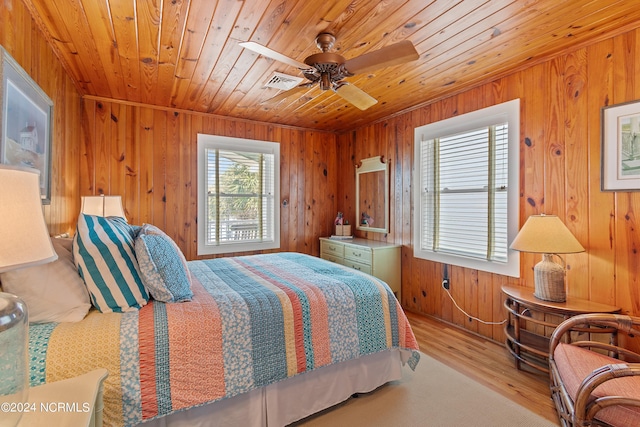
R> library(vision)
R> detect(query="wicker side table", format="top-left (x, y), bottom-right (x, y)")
top-left (501, 285), bottom-right (620, 374)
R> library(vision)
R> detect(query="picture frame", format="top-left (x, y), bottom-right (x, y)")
top-left (601, 99), bottom-right (640, 191)
top-left (0, 46), bottom-right (53, 204)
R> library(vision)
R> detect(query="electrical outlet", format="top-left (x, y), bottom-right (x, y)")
top-left (442, 278), bottom-right (450, 290)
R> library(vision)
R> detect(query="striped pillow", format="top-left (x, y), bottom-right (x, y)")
top-left (73, 214), bottom-right (149, 313)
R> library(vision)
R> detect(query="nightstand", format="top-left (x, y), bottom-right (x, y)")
top-left (18, 368), bottom-right (108, 427)
top-left (502, 285), bottom-right (620, 374)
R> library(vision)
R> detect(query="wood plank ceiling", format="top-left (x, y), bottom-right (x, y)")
top-left (21, 0), bottom-right (640, 132)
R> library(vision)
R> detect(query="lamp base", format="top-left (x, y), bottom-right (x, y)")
top-left (533, 254), bottom-right (566, 302)
top-left (0, 292), bottom-right (29, 427)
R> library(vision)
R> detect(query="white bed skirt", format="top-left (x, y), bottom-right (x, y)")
top-left (142, 348), bottom-right (410, 427)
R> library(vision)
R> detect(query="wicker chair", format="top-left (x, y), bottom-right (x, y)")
top-left (549, 313), bottom-right (640, 426)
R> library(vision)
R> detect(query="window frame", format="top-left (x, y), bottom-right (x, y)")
top-left (197, 134), bottom-right (280, 255)
top-left (413, 99), bottom-right (520, 277)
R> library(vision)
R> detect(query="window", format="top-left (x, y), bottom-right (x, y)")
top-left (197, 134), bottom-right (280, 255)
top-left (413, 99), bottom-right (520, 276)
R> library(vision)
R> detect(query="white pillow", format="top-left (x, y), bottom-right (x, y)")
top-left (0, 238), bottom-right (91, 323)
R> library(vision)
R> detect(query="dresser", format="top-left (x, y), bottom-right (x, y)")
top-left (319, 237), bottom-right (401, 299)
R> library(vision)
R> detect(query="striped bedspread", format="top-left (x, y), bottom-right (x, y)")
top-left (29, 252), bottom-right (420, 426)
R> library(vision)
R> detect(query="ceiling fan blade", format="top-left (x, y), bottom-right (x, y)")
top-left (344, 40), bottom-right (419, 75)
top-left (239, 41), bottom-right (309, 70)
top-left (260, 84), bottom-right (313, 105)
top-left (334, 83), bottom-right (378, 110)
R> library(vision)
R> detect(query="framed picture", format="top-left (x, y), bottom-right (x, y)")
top-left (0, 46), bottom-right (53, 204)
top-left (602, 99), bottom-right (640, 191)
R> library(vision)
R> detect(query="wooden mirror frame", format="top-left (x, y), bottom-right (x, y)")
top-left (355, 156), bottom-right (389, 234)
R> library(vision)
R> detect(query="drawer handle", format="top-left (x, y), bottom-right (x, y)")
top-left (330, 247), bottom-right (336, 251)
top-left (353, 252), bottom-right (361, 257)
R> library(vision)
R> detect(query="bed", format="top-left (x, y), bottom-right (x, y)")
top-left (17, 218), bottom-right (420, 427)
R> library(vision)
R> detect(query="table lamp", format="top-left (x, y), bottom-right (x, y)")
top-left (0, 165), bottom-right (58, 427)
top-left (80, 194), bottom-right (126, 218)
top-left (510, 214), bottom-right (585, 302)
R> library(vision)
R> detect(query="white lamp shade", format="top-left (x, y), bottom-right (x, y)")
top-left (0, 165), bottom-right (57, 273)
top-left (81, 195), bottom-right (126, 218)
top-left (510, 214), bottom-right (584, 302)
top-left (510, 214), bottom-right (585, 254)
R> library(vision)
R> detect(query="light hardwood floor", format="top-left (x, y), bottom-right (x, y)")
top-left (405, 310), bottom-right (559, 424)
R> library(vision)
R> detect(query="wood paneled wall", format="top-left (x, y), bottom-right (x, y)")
top-left (2, 0), bottom-right (337, 262)
top-left (337, 28), bottom-right (640, 343)
top-left (79, 98), bottom-right (338, 260)
top-left (0, 0), bottom-right (81, 236)
top-left (6, 0), bottom-right (640, 345)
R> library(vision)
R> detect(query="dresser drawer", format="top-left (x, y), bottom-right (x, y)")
top-left (342, 259), bottom-right (372, 275)
top-left (321, 240), bottom-right (344, 257)
top-left (321, 253), bottom-right (343, 265)
top-left (344, 245), bottom-right (372, 264)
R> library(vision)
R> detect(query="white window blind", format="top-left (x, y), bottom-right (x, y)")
top-left (197, 135), bottom-right (280, 255)
top-left (414, 99), bottom-right (520, 277)
top-left (420, 125), bottom-right (508, 262)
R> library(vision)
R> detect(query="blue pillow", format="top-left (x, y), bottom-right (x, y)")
top-left (134, 224), bottom-right (192, 303)
top-left (73, 214), bottom-right (149, 313)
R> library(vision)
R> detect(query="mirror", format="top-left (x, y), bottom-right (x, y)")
top-left (356, 156), bottom-right (389, 234)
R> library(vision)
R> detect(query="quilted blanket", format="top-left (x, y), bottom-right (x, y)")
top-left (29, 252), bottom-right (420, 426)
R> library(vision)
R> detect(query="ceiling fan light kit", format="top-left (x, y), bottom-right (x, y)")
top-left (241, 33), bottom-right (419, 110)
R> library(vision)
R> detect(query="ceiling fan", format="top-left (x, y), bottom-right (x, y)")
top-left (240, 33), bottom-right (419, 110)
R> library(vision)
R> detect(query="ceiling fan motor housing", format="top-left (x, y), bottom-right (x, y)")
top-left (303, 33), bottom-right (352, 90)
top-left (303, 55), bottom-right (350, 90)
